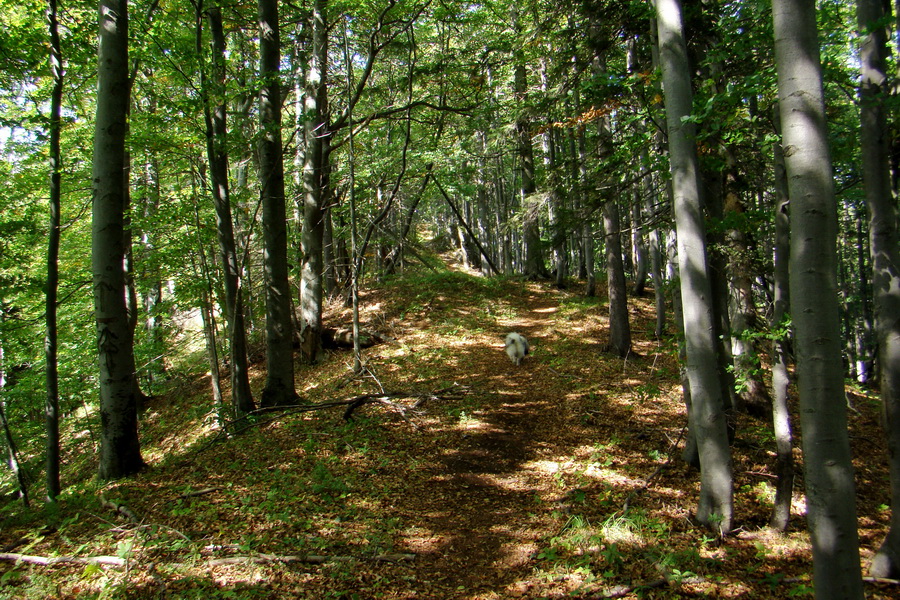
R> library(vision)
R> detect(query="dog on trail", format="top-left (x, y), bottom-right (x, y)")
top-left (504, 333), bottom-right (529, 366)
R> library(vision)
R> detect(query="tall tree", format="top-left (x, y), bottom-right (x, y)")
top-left (773, 0), bottom-right (864, 595)
top-left (45, 0), bottom-right (63, 500)
top-left (857, 0), bottom-right (900, 579)
top-left (199, 5), bottom-right (254, 415)
top-left (655, 0), bottom-right (733, 534)
top-left (769, 104), bottom-right (794, 532)
top-left (512, 8), bottom-right (545, 280)
top-left (93, 0), bottom-right (144, 479)
top-left (258, 0), bottom-right (296, 405)
top-left (300, 0), bottom-right (328, 364)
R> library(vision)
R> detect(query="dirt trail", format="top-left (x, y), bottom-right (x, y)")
top-left (392, 285), bottom-right (583, 598)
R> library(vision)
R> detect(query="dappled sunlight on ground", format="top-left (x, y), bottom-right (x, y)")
top-left (4, 262), bottom-right (897, 599)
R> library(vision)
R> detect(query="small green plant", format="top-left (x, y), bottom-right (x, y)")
top-left (311, 461), bottom-right (350, 499)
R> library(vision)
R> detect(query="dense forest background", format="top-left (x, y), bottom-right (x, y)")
top-left (1, 0), bottom-right (899, 597)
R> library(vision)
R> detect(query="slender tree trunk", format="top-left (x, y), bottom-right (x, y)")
top-left (631, 191), bottom-right (648, 297)
top-left (656, 0), bottom-right (732, 534)
top-left (773, 0), bottom-right (864, 595)
top-left (300, 0), bottom-right (328, 364)
top-left (858, 0), bottom-right (900, 579)
top-left (93, 0), bottom-right (144, 479)
top-left (770, 103), bottom-right (794, 532)
top-left (201, 6), bottom-right (254, 415)
top-left (192, 189), bottom-right (225, 428)
top-left (0, 400), bottom-right (29, 507)
top-left (45, 0), bottom-right (63, 501)
top-left (603, 199), bottom-right (632, 357)
top-left (258, 0), bottom-right (296, 406)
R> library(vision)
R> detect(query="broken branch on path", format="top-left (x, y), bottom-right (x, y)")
top-left (197, 384), bottom-right (469, 450)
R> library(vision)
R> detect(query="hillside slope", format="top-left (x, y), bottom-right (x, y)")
top-left (0, 265), bottom-right (894, 599)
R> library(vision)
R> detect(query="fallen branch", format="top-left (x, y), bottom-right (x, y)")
top-left (0, 553), bottom-right (126, 568)
top-left (99, 494), bottom-right (140, 523)
top-left (0, 550), bottom-right (416, 571)
top-left (178, 487), bottom-right (220, 499)
top-left (202, 552), bottom-right (416, 567)
top-left (193, 384), bottom-right (468, 454)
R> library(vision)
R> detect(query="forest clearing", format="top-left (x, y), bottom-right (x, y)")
top-left (0, 262), bottom-right (895, 599)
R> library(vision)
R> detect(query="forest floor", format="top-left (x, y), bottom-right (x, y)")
top-left (0, 256), bottom-right (897, 599)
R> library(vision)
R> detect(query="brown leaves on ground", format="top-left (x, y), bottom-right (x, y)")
top-left (0, 266), bottom-right (895, 599)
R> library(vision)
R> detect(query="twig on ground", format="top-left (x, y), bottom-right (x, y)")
top-left (99, 494), bottom-right (140, 523)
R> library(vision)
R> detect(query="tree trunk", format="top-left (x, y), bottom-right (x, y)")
top-left (512, 10), bottom-right (545, 280)
top-left (857, 0), bottom-right (900, 580)
top-left (258, 0), bottom-right (297, 406)
top-left (300, 0), bottom-right (329, 365)
top-left (45, 0), bottom-right (63, 500)
top-left (93, 0), bottom-right (144, 479)
top-left (773, 0), bottom-right (864, 594)
top-left (656, 0), bottom-right (732, 534)
top-left (191, 196), bottom-right (225, 429)
top-left (603, 199), bottom-right (632, 357)
top-left (201, 6), bottom-right (254, 415)
top-left (631, 190), bottom-right (648, 297)
top-left (769, 103), bottom-right (794, 532)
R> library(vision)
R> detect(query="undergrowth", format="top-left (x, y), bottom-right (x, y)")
top-left (0, 262), bottom-right (894, 599)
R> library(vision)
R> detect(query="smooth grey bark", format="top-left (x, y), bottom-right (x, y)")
top-left (200, 6), bottom-right (254, 415)
top-left (93, 0), bottom-right (144, 479)
top-left (857, 0), bottom-right (900, 579)
top-left (258, 0), bottom-right (297, 406)
top-left (45, 0), bottom-right (63, 500)
top-left (300, 0), bottom-right (328, 365)
top-left (773, 0), bottom-right (864, 595)
top-left (656, 0), bottom-right (732, 534)
top-left (602, 199), bottom-right (632, 357)
top-left (770, 103), bottom-right (794, 532)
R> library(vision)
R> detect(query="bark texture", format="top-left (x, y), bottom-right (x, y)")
top-left (857, 0), bottom-right (900, 580)
top-left (773, 0), bottom-right (864, 595)
top-left (258, 0), bottom-right (297, 405)
top-left (656, 0), bottom-right (732, 534)
top-left (93, 0), bottom-right (144, 479)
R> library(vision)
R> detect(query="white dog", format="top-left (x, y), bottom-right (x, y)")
top-left (504, 332), bottom-right (529, 366)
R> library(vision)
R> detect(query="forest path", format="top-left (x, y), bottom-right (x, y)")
top-left (388, 280), bottom-right (594, 598)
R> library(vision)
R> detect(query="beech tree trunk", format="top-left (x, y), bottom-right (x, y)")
top-left (300, 0), bottom-right (329, 364)
top-left (656, 0), bottom-right (732, 534)
top-left (769, 104), bottom-right (794, 532)
top-left (201, 6), bottom-right (254, 415)
top-left (602, 199), bottom-right (632, 357)
top-left (45, 0), bottom-right (63, 500)
top-left (93, 0), bottom-right (144, 479)
top-left (857, 0), bottom-right (900, 580)
top-left (773, 0), bottom-right (864, 595)
top-left (258, 0), bottom-right (296, 406)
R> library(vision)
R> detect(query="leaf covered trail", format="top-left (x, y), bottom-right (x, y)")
top-left (1, 270), bottom-right (896, 599)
